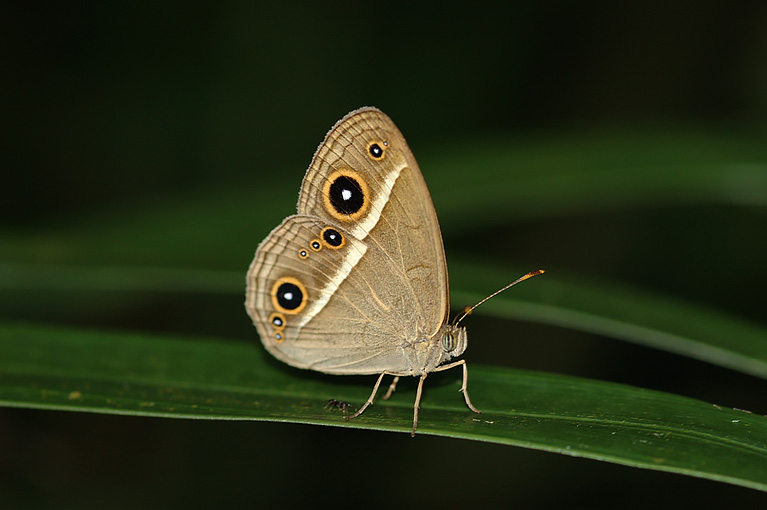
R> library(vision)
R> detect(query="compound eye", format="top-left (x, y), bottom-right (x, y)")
top-left (441, 332), bottom-right (456, 352)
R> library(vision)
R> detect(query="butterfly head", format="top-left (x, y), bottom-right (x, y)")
top-left (437, 324), bottom-right (468, 364)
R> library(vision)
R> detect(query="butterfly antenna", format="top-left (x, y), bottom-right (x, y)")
top-left (452, 269), bottom-right (545, 327)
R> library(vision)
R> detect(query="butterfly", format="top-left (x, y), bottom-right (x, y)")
top-left (245, 107), bottom-right (542, 435)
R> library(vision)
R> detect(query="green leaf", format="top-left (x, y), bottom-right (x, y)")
top-left (4, 259), bottom-right (765, 380)
top-left (1, 322), bottom-right (766, 492)
top-left (2, 127), bottom-right (765, 498)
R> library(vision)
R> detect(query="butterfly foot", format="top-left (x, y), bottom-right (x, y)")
top-left (460, 388), bottom-right (481, 414)
top-left (344, 405), bottom-right (368, 421)
top-left (342, 373), bottom-right (387, 423)
top-left (382, 376), bottom-right (400, 400)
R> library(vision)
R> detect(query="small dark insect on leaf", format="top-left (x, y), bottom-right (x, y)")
top-left (325, 399), bottom-right (354, 414)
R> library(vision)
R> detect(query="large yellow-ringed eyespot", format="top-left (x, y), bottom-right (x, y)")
top-left (367, 141), bottom-right (387, 160)
top-left (320, 226), bottom-right (345, 249)
top-left (270, 276), bottom-right (308, 314)
top-left (322, 169), bottom-right (370, 221)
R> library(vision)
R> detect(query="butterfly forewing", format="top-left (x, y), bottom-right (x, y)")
top-left (298, 108), bottom-right (450, 338)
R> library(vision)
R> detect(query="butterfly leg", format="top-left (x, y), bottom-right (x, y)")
top-left (433, 360), bottom-right (481, 414)
top-left (345, 372), bottom-right (387, 422)
top-left (411, 373), bottom-right (428, 436)
top-left (382, 376), bottom-right (400, 400)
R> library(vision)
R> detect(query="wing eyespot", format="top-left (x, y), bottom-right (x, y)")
top-left (271, 276), bottom-right (308, 315)
top-left (320, 226), bottom-right (345, 249)
top-left (367, 141), bottom-right (387, 160)
top-left (322, 169), bottom-right (371, 222)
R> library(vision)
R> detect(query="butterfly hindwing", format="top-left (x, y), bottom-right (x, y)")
top-left (246, 215), bottom-right (427, 374)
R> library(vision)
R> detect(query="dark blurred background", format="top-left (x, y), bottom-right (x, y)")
top-left (2, 2), bottom-right (766, 507)
top-left (4, 2), bottom-right (765, 225)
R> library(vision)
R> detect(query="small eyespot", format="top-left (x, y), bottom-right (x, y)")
top-left (321, 227), bottom-right (345, 248)
top-left (310, 240), bottom-right (322, 251)
top-left (299, 249), bottom-right (308, 259)
top-left (269, 312), bottom-right (286, 329)
top-left (274, 331), bottom-right (284, 342)
top-left (368, 142), bottom-right (385, 159)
